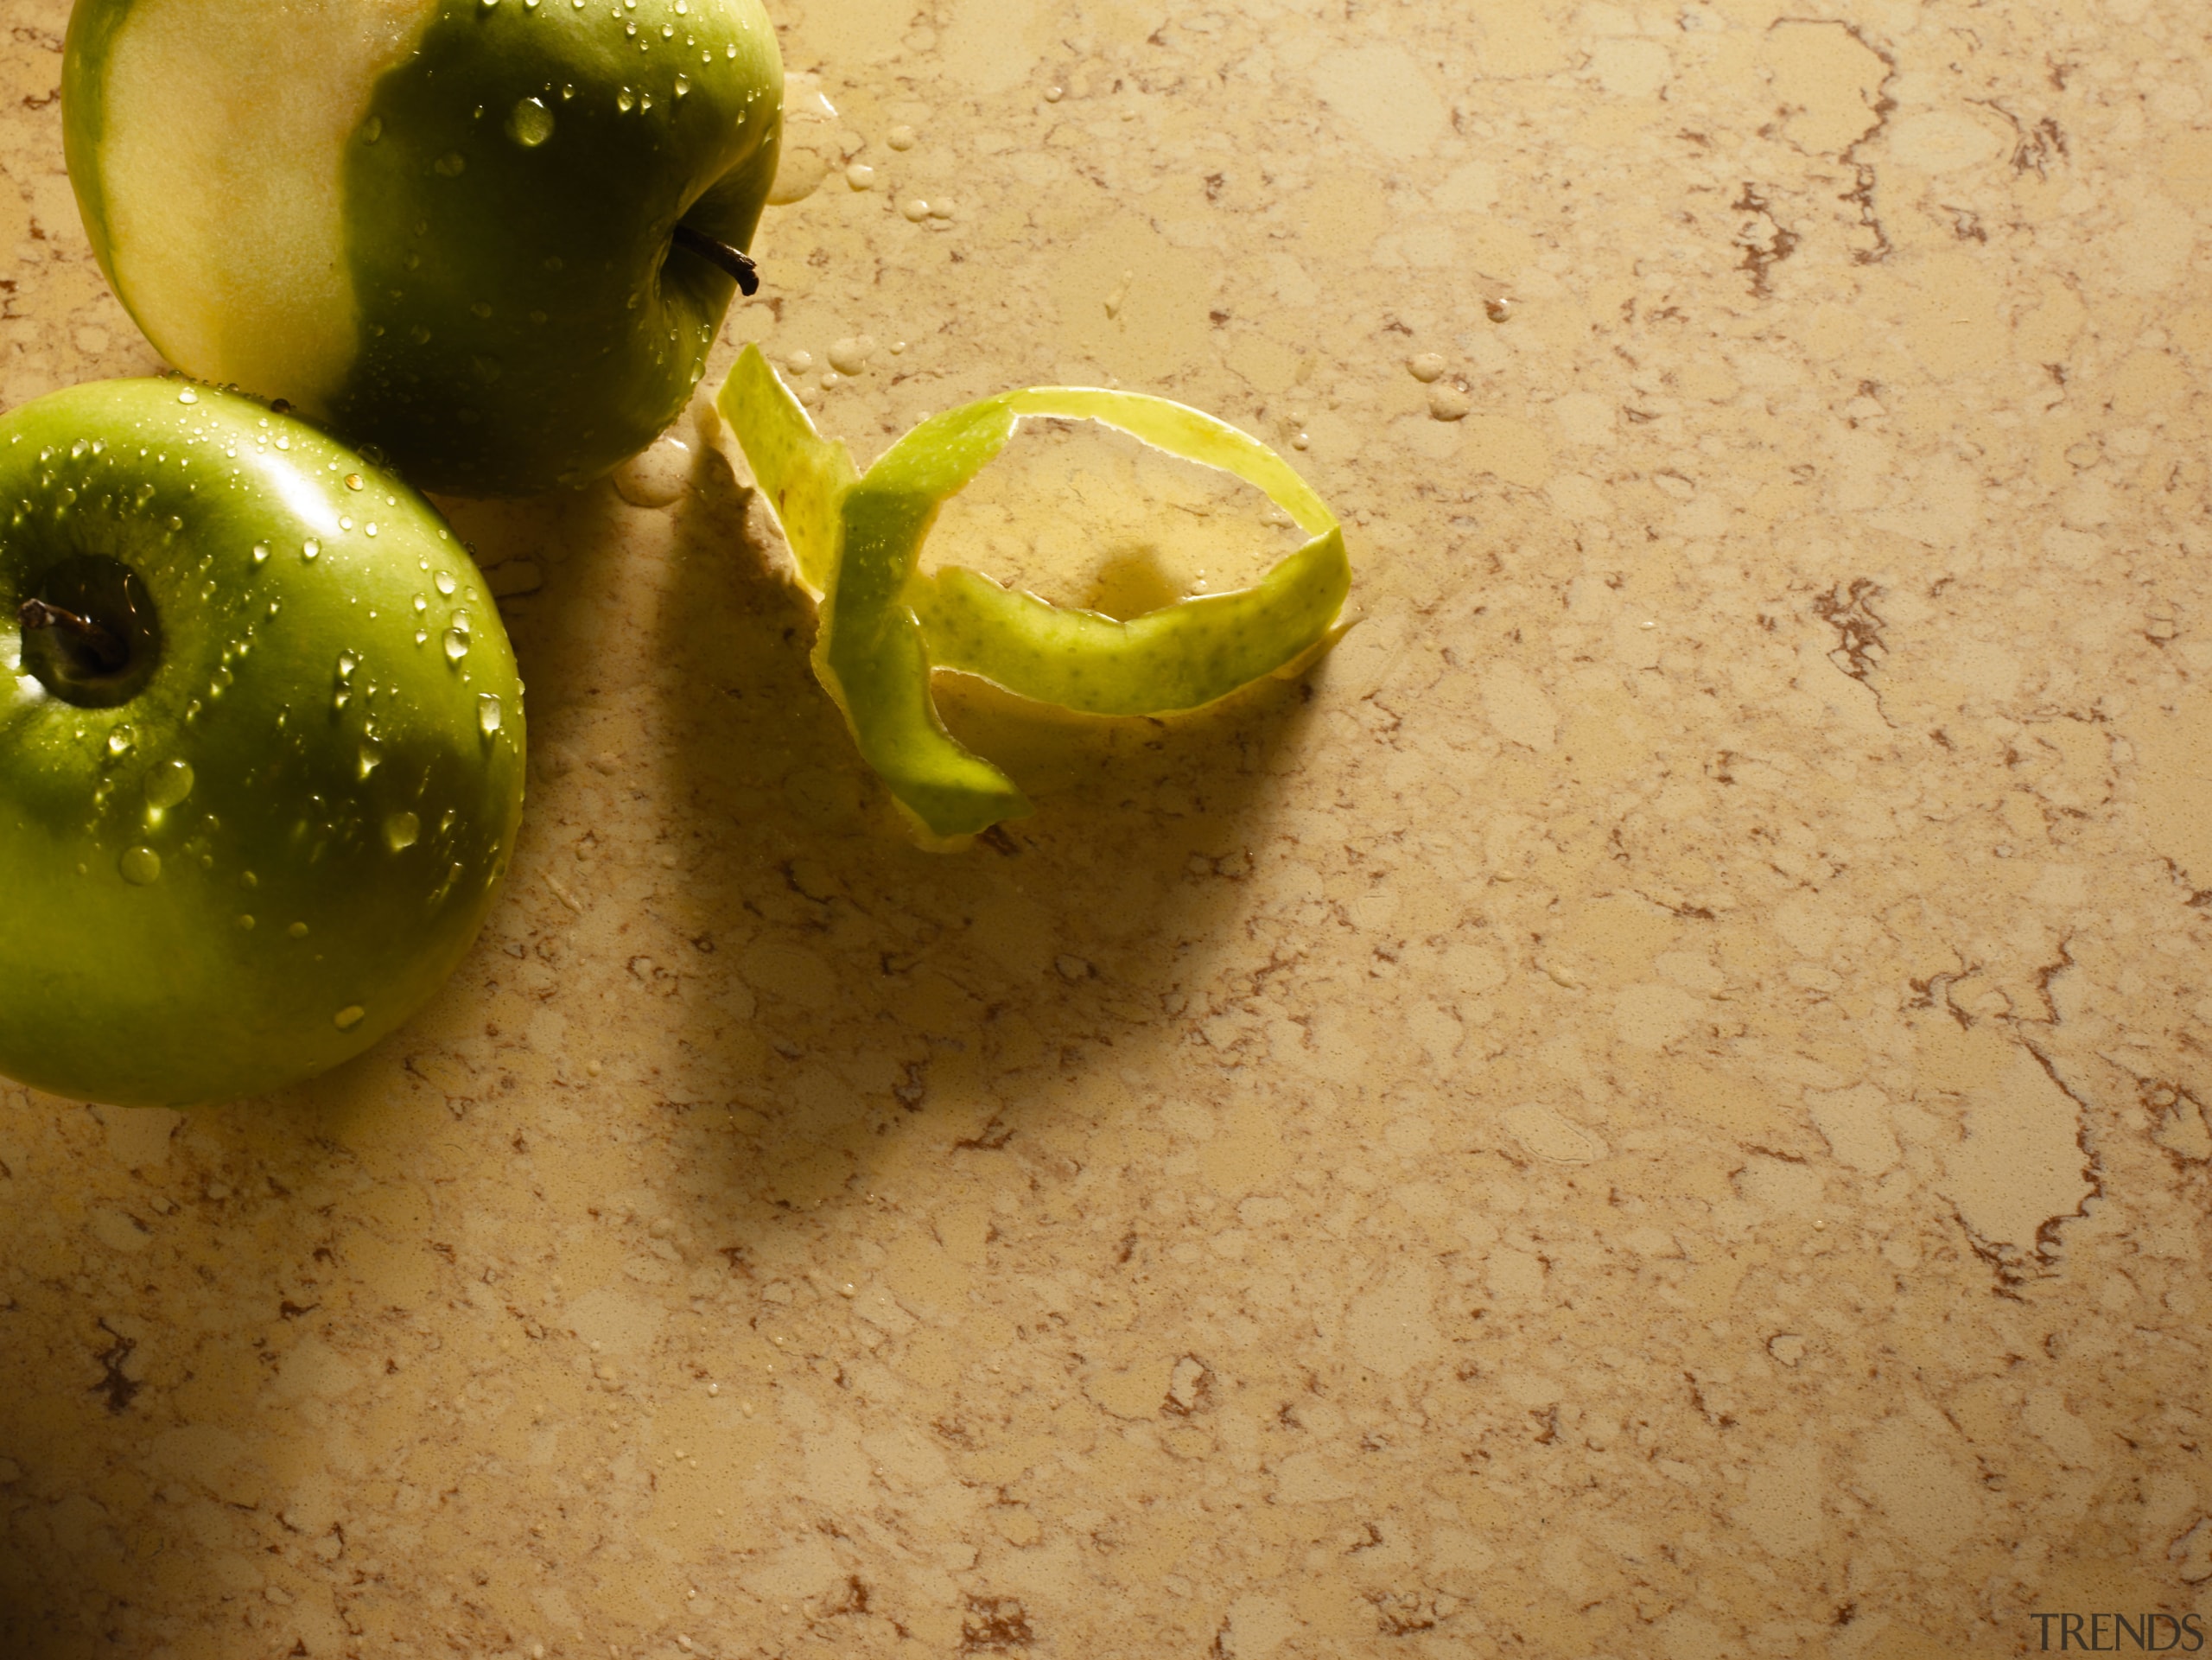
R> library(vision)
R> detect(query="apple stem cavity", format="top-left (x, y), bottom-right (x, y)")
top-left (18, 598), bottom-right (128, 672)
top-left (671, 225), bottom-right (760, 296)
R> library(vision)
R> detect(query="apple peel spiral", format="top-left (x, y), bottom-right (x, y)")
top-left (715, 345), bottom-right (1352, 844)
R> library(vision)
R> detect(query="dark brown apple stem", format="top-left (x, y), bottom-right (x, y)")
top-left (672, 223), bottom-right (760, 296)
top-left (18, 598), bottom-right (127, 671)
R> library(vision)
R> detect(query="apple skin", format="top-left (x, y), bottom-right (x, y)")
top-left (0, 378), bottom-right (525, 1108)
top-left (61, 0), bottom-right (781, 497)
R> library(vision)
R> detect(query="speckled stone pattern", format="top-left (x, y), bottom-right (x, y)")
top-left (2, 0), bottom-right (2209, 1655)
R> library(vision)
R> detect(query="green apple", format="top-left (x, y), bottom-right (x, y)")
top-left (0, 378), bottom-right (525, 1108)
top-left (60, 0), bottom-right (782, 497)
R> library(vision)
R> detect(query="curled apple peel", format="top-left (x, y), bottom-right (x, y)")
top-left (714, 345), bottom-right (1352, 843)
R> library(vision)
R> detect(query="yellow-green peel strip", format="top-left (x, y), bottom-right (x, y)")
top-left (715, 345), bottom-right (1351, 842)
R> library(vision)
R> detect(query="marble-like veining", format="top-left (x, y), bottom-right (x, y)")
top-left (2, 0), bottom-right (2209, 1655)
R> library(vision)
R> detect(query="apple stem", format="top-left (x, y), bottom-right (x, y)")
top-left (672, 224), bottom-right (760, 296)
top-left (18, 599), bottom-right (129, 671)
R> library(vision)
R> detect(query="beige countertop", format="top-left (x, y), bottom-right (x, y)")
top-left (4, 0), bottom-right (2210, 1655)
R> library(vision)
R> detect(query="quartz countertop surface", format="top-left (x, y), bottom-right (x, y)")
top-left (3, 0), bottom-right (2210, 1656)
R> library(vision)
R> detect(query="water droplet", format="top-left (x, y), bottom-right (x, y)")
top-left (435, 570), bottom-right (457, 596)
top-left (176, 387), bottom-right (199, 405)
top-left (617, 86), bottom-right (636, 112)
top-left (470, 354), bottom-right (503, 385)
top-left (365, 522), bottom-right (379, 537)
top-left (508, 96), bottom-right (556, 146)
top-left (900, 197), bottom-right (931, 222)
top-left (443, 629), bottom-right (472, 664)
top-left (478, 692), bottom-right (504, 736)
top-left (358, 742), bottom-right (382, 779)
top-left (384, 811), bottom-right (422, 853)
top-left (334, 1005), bottom-right (366, 1031)
top-left (415, 628), bottom-right (430, 646)
top-left (106, 724), bottom-right (135, 758)
top-left (144, 759), bottom-right (194, 810)
top-left (251, 543), bottom-right (270, 564)
top-left (844, 162), bottom-right (874, 189)
top-left (674, 74), bottom-right (690, 99)
top-left (345, 474), bottom-right (365, 492)
top-left (302, 537), bottom-right (321, 561)
top-left (413, 594), bottom-right (429, 614)
top-left (828, 335), bottom-right (876, 375)
top-left (887, 124), bottom-right (917, 150)
top-left (338, 515), bottom-right (353, 531)
top-left (640, 92), bottom-right (654, 111)
top-left (237, 914), bottom-right (255, 930)
top-left (434, 150), bottom-right (467, 177)
top-left (119, 846), bottom-right (161, 885)
top-left (362, 114), bottom-right (384, 143)
top-left (289, 921), bottom-right (309, 938)
top-left (275, 435), bottom-right (291, 450)
top-left (613, 433), bottom-right (694, 507)
top-left (337, 651), bottom-right (358, 679)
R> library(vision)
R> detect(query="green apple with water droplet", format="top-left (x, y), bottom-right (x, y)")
top-left (60, 0), bottom-right (782, 496)
top-left (0, 378), bottom-right (525, 1108)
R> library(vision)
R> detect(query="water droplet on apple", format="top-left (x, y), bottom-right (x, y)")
top-left (365, 522), bottom-right (379, 537)
top-left (251, 543), bottom-right (270, 565)
top-left (361, 115), bottom-right (384, 143)
top-left (344, 474), bottom-right (365, 492)
top-left (617, 86), bottom-right (636, 112)
top-left (478, 692), bottom-right (504, 737)
top-left (358, 742), bottom-right (382, 779)
top-left (289, 921), bottom-right (309, 938)
top-left (674, 74), bottom-right (690, 98)
top-left (434, 151), bottom-right (467, 177)
top-left (144, 760), bottom-right (194, 810)
top-left (237, 914), bottom-right (255, 930)
top-left (106, 724), bottom-right (135, 758)
top-left (337, 651), bottom-right (358, 680)
top-left (302, 538), bottom-right (321, 561)
top-left (415, 628), bottom-right (430, 646)
top-left (118, 846), bottom-right (162, 885)
top-left (640, 92), bottom-right (654, 111)
top-left (443, 630), bottom-right (471, 664)
top-left (429, 861), bottom-right (463, 910)
top-left (435, 570), bottom-right (458, 596)
top-left (384, 811), bottom-right (422, 852)
top-left (508, 96), bottom-right (556, 147)
top-left (334, 1005), bottom-right (367, 1031)
top-left (176, 387), bottom-right (199, 405)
